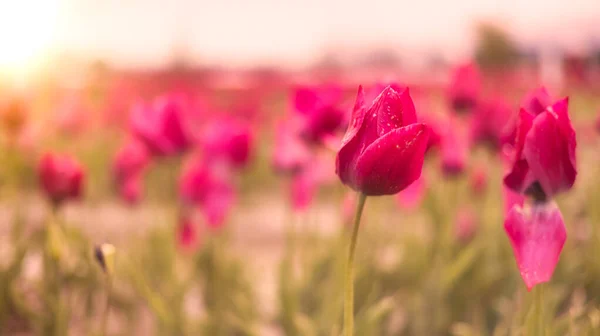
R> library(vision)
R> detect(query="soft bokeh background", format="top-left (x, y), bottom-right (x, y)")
top-left (1, 1), bottom-right (600, 335)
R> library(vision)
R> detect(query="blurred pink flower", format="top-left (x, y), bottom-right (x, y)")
top-left (395, 176), bottom-right (426, 210)
top-left (441, 117), bottom-right (470, 177)
top-left (336, 85), bottom-right (429, 196)
top-left (38, 153), bottom-right (84, 207)
top-left (341, 192), bottom-right (357, 225)
top-left (200, 117), bottom-right (253, 169)
top-left (504, 98), bottom-right (577, 200)
top-left (470, 98), bottom-right (512, 150)
top-left (113, 140), bottom-right (150, 205)
top-left (130, 94), bottom-right (192, 157)
top-left (272, 119), bottom-right (311, 175)
top-left (504, 201), bottom-right (566, 290)
top-left (179, 158), bottom-right (236, 230)
top-left (447, 63), bottom-right (481, 113)
top-left (455, 207), bottom-right (477, 243)
top-left (177, 214), bottom-right (200, 252)
top-left (55, 94), bottom-right (89, 136)
top-left (119, 176), bottom-right (143, 205)
top-left (470, 165), bottom-right (488, 195)
top-left (420, 114), bottom-right (443, 153)
top-left (289, 153), bottom-right (334, 212)
top-left (292, 84), bottom-right (346, 144)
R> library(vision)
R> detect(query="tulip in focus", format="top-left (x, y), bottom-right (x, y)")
top-left (38, 153), bottom-right (85, 207)
top-left (447, 63), bottom-right (481, 113)
top-left (336, 85), bottom-right (430, 196)
top-left (504, 98), bottom-right (576, 200)
top-left (504, 201), bottom-right (566, 290)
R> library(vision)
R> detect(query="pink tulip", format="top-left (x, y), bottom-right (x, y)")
top-left (179, 158), bottom-right (236, 230)
top-left (470, 166), bottom-right (488, 195)
top-left (336, 85), bottom-right (430, 196)
top-left (272, 119), bottom-right (311, 175)
top-left (130, 94), bottom-right (191, 157)
top-left (504, 98), bottom-right (577, 200)
top-left (503, 87), bottom-right (553, 147)
top-left (112, 140), bottom-right (150, 205)
top-left (420, 114), bottom-right (443, 153)
top-left (470, 98), bottom-right (512, 149)
top-left (177, 214), bottom-right (199, 251)
top-left (441, 117), bottom-right (469, 177)
top-left (200, 117), bottom-right (253, 169)
top-left (503, 185), bottom-right (525, 217)
top-left (504, 201), bottom-right (566, 290)
top-left (292, 84), bottom-right (346, 144)
top-left (447, 63), bottom-right (481, 113)
top-left (38, 153), bottom-right (84, 207)
top-left (395, 176), bottom-right (426, 210)
top-left (289, 153), bottom-right (334, 212)
top-left (455, 207), bottom-right (477, 243)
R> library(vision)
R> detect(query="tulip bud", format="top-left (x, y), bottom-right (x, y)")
top-left (95, 243), bottom-right (116, 275)
top-left (336, 86), bottom-right (429, 196)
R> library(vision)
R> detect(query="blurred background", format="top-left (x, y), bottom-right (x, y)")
top-left (1, 1), bottom-right (600, 335)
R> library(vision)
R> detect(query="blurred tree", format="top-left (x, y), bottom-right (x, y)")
top-left (474, 23), bottom-right (519, 70)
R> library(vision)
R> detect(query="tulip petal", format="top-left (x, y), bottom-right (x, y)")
top-left (376, 87), bottom-right (417, 137)
top-left (523, 109), bottom-right (577, 197)
top-left (504, 202), bottom-right (566, 290)
top-left (353, 123), bottom-right (429, 196)
top-left (504, 109), bottom-right (535, 193)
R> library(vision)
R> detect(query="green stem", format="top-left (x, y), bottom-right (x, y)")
top-left (343, 193), bottom-right (367, 336)
top-left (101, 276), bottom-right (112, 336)
top-left (535, 285), bottom-right (545, 336)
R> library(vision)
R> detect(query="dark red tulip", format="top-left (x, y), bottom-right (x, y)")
top-left (292, 84), bottom-right (346, 144)
top-left (130, 95), bottom-right (191, 157)
top-left (272, 119), bottom-right (311, 175)
top-left (336, 86), bottom-right (430, 196)
top-left (38, 153), bottom-right (84, 207)
top-left (504, 201), bottom-right (566, 290)
top-left (447, 63), bottom-right (481, 113)
top-left (503, 87), bottom-right (553, 146)
top-left (179, 158), bottom-right (236, 229)
top-left (200, 118), bottom-right (253, 169)
top-left (504, 98), bottom-right (576, 200)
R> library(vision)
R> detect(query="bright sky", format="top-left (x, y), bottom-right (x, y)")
top-left (1, 0), bottom-right (599, 71)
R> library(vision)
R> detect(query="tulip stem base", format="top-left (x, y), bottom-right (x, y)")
top-left (526, 284), bottom-right (546, 336)
top-left (344, 193), bottom-right (367, 336)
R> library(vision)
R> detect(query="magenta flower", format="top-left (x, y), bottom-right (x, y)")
top-left (289, 154), bottom-right (334, 212)
top-left (470, 98), bottom-right (512, 149)
top-left (292, 84), bottom-right (346, 144)
top-left (272, 119), bottom-right (311, 175)
top-left (455, 207), bottom-right (477, 243)
top-left (503, 185), bottom-right (525, 217)
top-left (504, 202), bottom-right (566, 290)
top-left (447, 63), bottom-right (481, 112)
top-left (503, 87), bottom-right (553, 147)
top-left (395, 176), bottom-right (426, 210)
top-left (130, 95), bottom-right (191, 157)
top-left (179, 158), bottom-right (236, 230)
top-left (38, 153), bottom-right (84, 207)
top-left (470, 165), bottom-right (488, 195)
top-left (177, 214), bottom-right (199, 251)
top-left (336, 86), bottom-right (430, 196)
top-left (441, 117), bottom-right (470, 177)
top-left (504, 98), bottom-right (577, 199)
top-left (200, 118), bottom-right (253, 169)
top-left (112, 140), bottom-right (150, 205)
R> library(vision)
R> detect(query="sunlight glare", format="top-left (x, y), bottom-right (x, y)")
top-left (0, 1), bottom-right (59, 78)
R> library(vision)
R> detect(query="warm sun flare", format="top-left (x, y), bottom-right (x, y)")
top-left (0, 1), bottom-right (59, 78)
